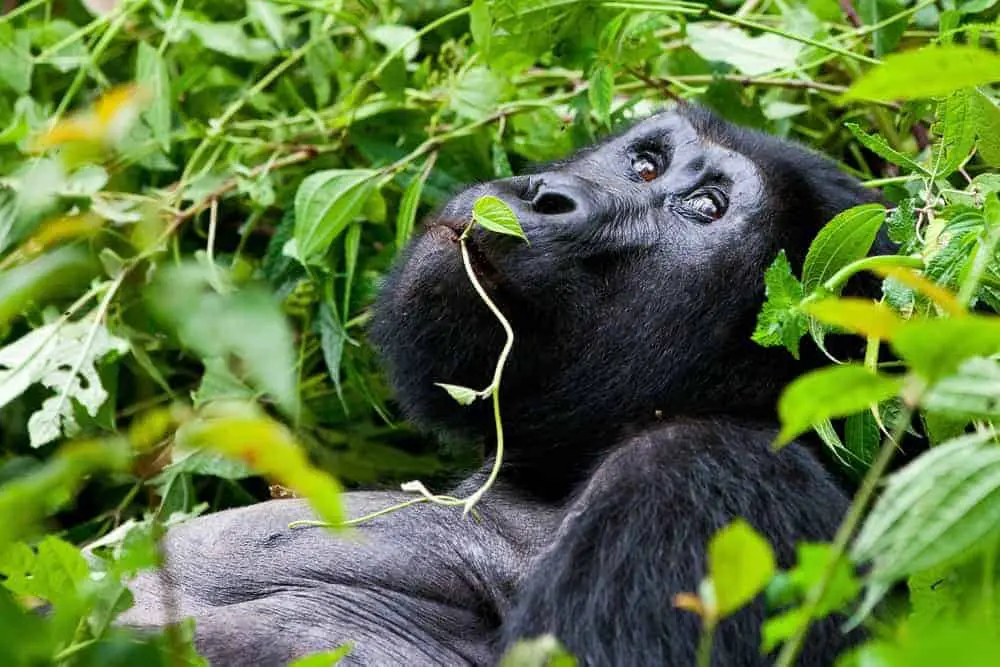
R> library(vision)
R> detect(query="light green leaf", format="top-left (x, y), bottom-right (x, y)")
top-left (687, 25), bottom-right (802, 76)
top-left (147, 264), bottom-right (299, 417)
top-left (852, 431), bottom-right (1000, 608)
top-left (369, 24), bottom-right (419, 62)
top-left (288, 646), bottom-right (353, 667)
top-left (136, 42), bottom-right (171, 152)
top-left (473, 195), bottom-right (527, 241)
top-left (470, 0), bottom-right (491, 56)
top-left (450, 65), bottom-right (504, 121)
top-left (434, 383), bottom-right (481, 406)
top-left (842, 45), bottom-right (1000, 102)
top-left (294, 169), bottom-right (377, 267)
top-left (588, 64), bottom-right (614, 123)
top-left (776, 364), bottom-right (903, 445)
top-left (803, 298), bottom-right (905, 341)
top-left (845, 123), bottom-right (928, 175)
top-left (892, 316), bottom-right (1000, 381)
top-left (249, 0), bottom-right (287, 48)
top-left (971, 91), bottom-right (1000, 167)
top-left (498, 635), bottom-right (577, 667)
top-left (922, 357), bottom-right (1000, 419)
top-left (0, 248), bottom-right (99, 328)
top-left (396, 161), bottom-right (431, 249)
top-left (182, 19), bottom-right (277, 62)
top-left (708, 519), bottom-right (776, 618)
top-left (0, 24), bottom-right (32, 94)
top-left (802, 204), bottom-right (886, 294)
top-left (936, 89), bottom-right (976, 176)
top-left (858, 0), bottom-right (906, 57)
top-left (752, 250), bottom-right (807, 359)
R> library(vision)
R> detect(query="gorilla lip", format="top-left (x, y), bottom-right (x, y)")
top-left (428, 220), bottom-right (504, 286)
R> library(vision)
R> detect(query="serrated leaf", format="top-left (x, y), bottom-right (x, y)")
top-left (922, 357), bottom-right (1000, 419)
top-left (803, 298), bottom-right (905, 340)
top-left (846, 123), bottom-right (928, 175)
top-left (752, 250), bottom-right (807, 358)
top-left (802, 204), bottom-right (886, 294)
top-left (886, 198), bottom-right (917, 245)
top-left (852, 431), bottom-right (1000, 607)
top-left (776, 364), bottom-right (903, 445)
top-left (434, 383), bottom-right (480, 406)
top-left (136, 43), bottom-right (171, 152)
top-left (294, 169), bottom-right (377, 267)
top-left (708, 519), bottom-right (776, 618)
top-left (588, 64), bottom-right (614, 123)
top-left (842, 45), bottom-right (1000, 102)
top-left (472, 195), bottom-right (527, 240)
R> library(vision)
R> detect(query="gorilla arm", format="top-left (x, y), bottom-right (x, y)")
top-left (500, 421), bottom-right (854, 667)
top-left (119, 482), bottom-right (557, 667)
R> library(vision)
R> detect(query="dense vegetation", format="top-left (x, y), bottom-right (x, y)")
top-left (0, 0), bottom-right (998, 664)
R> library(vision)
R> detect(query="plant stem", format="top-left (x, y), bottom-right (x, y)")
top-left (774, 390), bottom-right (920, 667)
top-left (696, 621), bottom-right (715, 667)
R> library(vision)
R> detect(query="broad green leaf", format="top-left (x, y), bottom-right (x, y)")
top-left (852, 431), bottom-right (1000, 606)
top-left (922, 357), bottom-right (1000, 419)
top-left (842, 45), bottom-right (1000, 102)
top-left (178, 412), bottom-right (343, 526)
top-left (802, 204), bottom-right (886, 294)
top-left (473, 195), bottom-right (527, 241)
top-left (858, 0), bottom-right (906, 57)
top-left (450, 66), bottom-right (504, 121)
top-left (498, 635), bottom-right (577, 667)
top-left (846, 123), bottom-right (928, 175)
top-left (470, 0), bottom-right (491, 56)
top-left (4, 536), bottom-right (88, 611)
top-left (136, 42), bottom-right (171, 152)
top-left (752, 250), bottom-right (807, 358)
top-left (588, 64), bottom-right (614, 123)
top-left (891, 316), bottom-right (1000, 380)
top-left (435, 383), bottom-right (481, 406)
top-left (147, 263), bottom-right (300, 416)
top-left (707, 519), bottom-right (776, 618)
top-left (803, 298), bottom-right (905, 340)
top-left (936, 90), bottom-right (976, 176)
top-left (294, 169), bottom-right (377, 267)
top-left (181, 19), bottom-right (277, 62)
top-left (0, 25), bottom-right (32, 94)
top-left (776, 364), bottom-right (903, 445)
top-left (369, 24), bottom-right (420, 62)
top-left (687, 25), bottom-right (802, 76)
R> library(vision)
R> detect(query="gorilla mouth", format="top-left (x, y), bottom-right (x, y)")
top-left (427, 220), bottom-right (504, 287)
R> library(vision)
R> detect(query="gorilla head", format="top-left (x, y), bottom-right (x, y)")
top-left (371, 106), bottom-right (879, 494)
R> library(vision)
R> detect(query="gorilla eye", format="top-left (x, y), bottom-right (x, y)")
top-left (632, 154), bottom-right (659, 182)
top-left (685, 191), bottom-right (727, 222)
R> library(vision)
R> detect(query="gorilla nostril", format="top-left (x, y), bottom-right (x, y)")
top-left (533, 191), bottom-right (577, 215)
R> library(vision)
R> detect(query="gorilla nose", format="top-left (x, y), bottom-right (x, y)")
top-left (531, 186), bottom-right (578, 216)
top-left (486, 173), bottom-right (590, 226)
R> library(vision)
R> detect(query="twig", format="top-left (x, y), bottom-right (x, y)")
top-left (839, 0), bottom-right (863, 28)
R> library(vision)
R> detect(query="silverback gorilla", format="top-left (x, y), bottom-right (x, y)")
top-left (121, 106), bottom-right (881, 665)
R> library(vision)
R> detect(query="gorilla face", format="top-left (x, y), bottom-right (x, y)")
top-left (371, 106), bottom-right (878, 487)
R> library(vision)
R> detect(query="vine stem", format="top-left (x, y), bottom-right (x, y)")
top-left (456, 235), bottom-right (515, 515)
top-left (774, 388), bottom-right (921, 667)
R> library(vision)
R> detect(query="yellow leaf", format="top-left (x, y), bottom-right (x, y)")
top-left (804, 298), bottom-right (905, 341)
top-left (871, 266), bottom-right (964, 316)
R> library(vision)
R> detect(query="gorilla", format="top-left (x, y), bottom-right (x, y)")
top-left (120, 105), bottom-right (881, 666)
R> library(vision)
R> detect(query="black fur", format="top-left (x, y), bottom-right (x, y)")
top-left (123, 107), bottom-right (877, 666)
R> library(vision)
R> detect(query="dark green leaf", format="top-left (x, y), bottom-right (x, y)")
top-left (802, 204), bottom-right (886, 294)
top-left (752, 250), bottom-right (807, 358)
top-left (293, 169), bottom-right (378, 267)
top-left (846, 123), bottom-right (928, 175)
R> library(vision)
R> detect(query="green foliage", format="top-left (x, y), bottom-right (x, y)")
top-left (0, 0), bottom-right (997, 663)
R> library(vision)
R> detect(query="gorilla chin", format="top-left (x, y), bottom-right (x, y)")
top-left (121, 105), bottom-right (882, 667)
